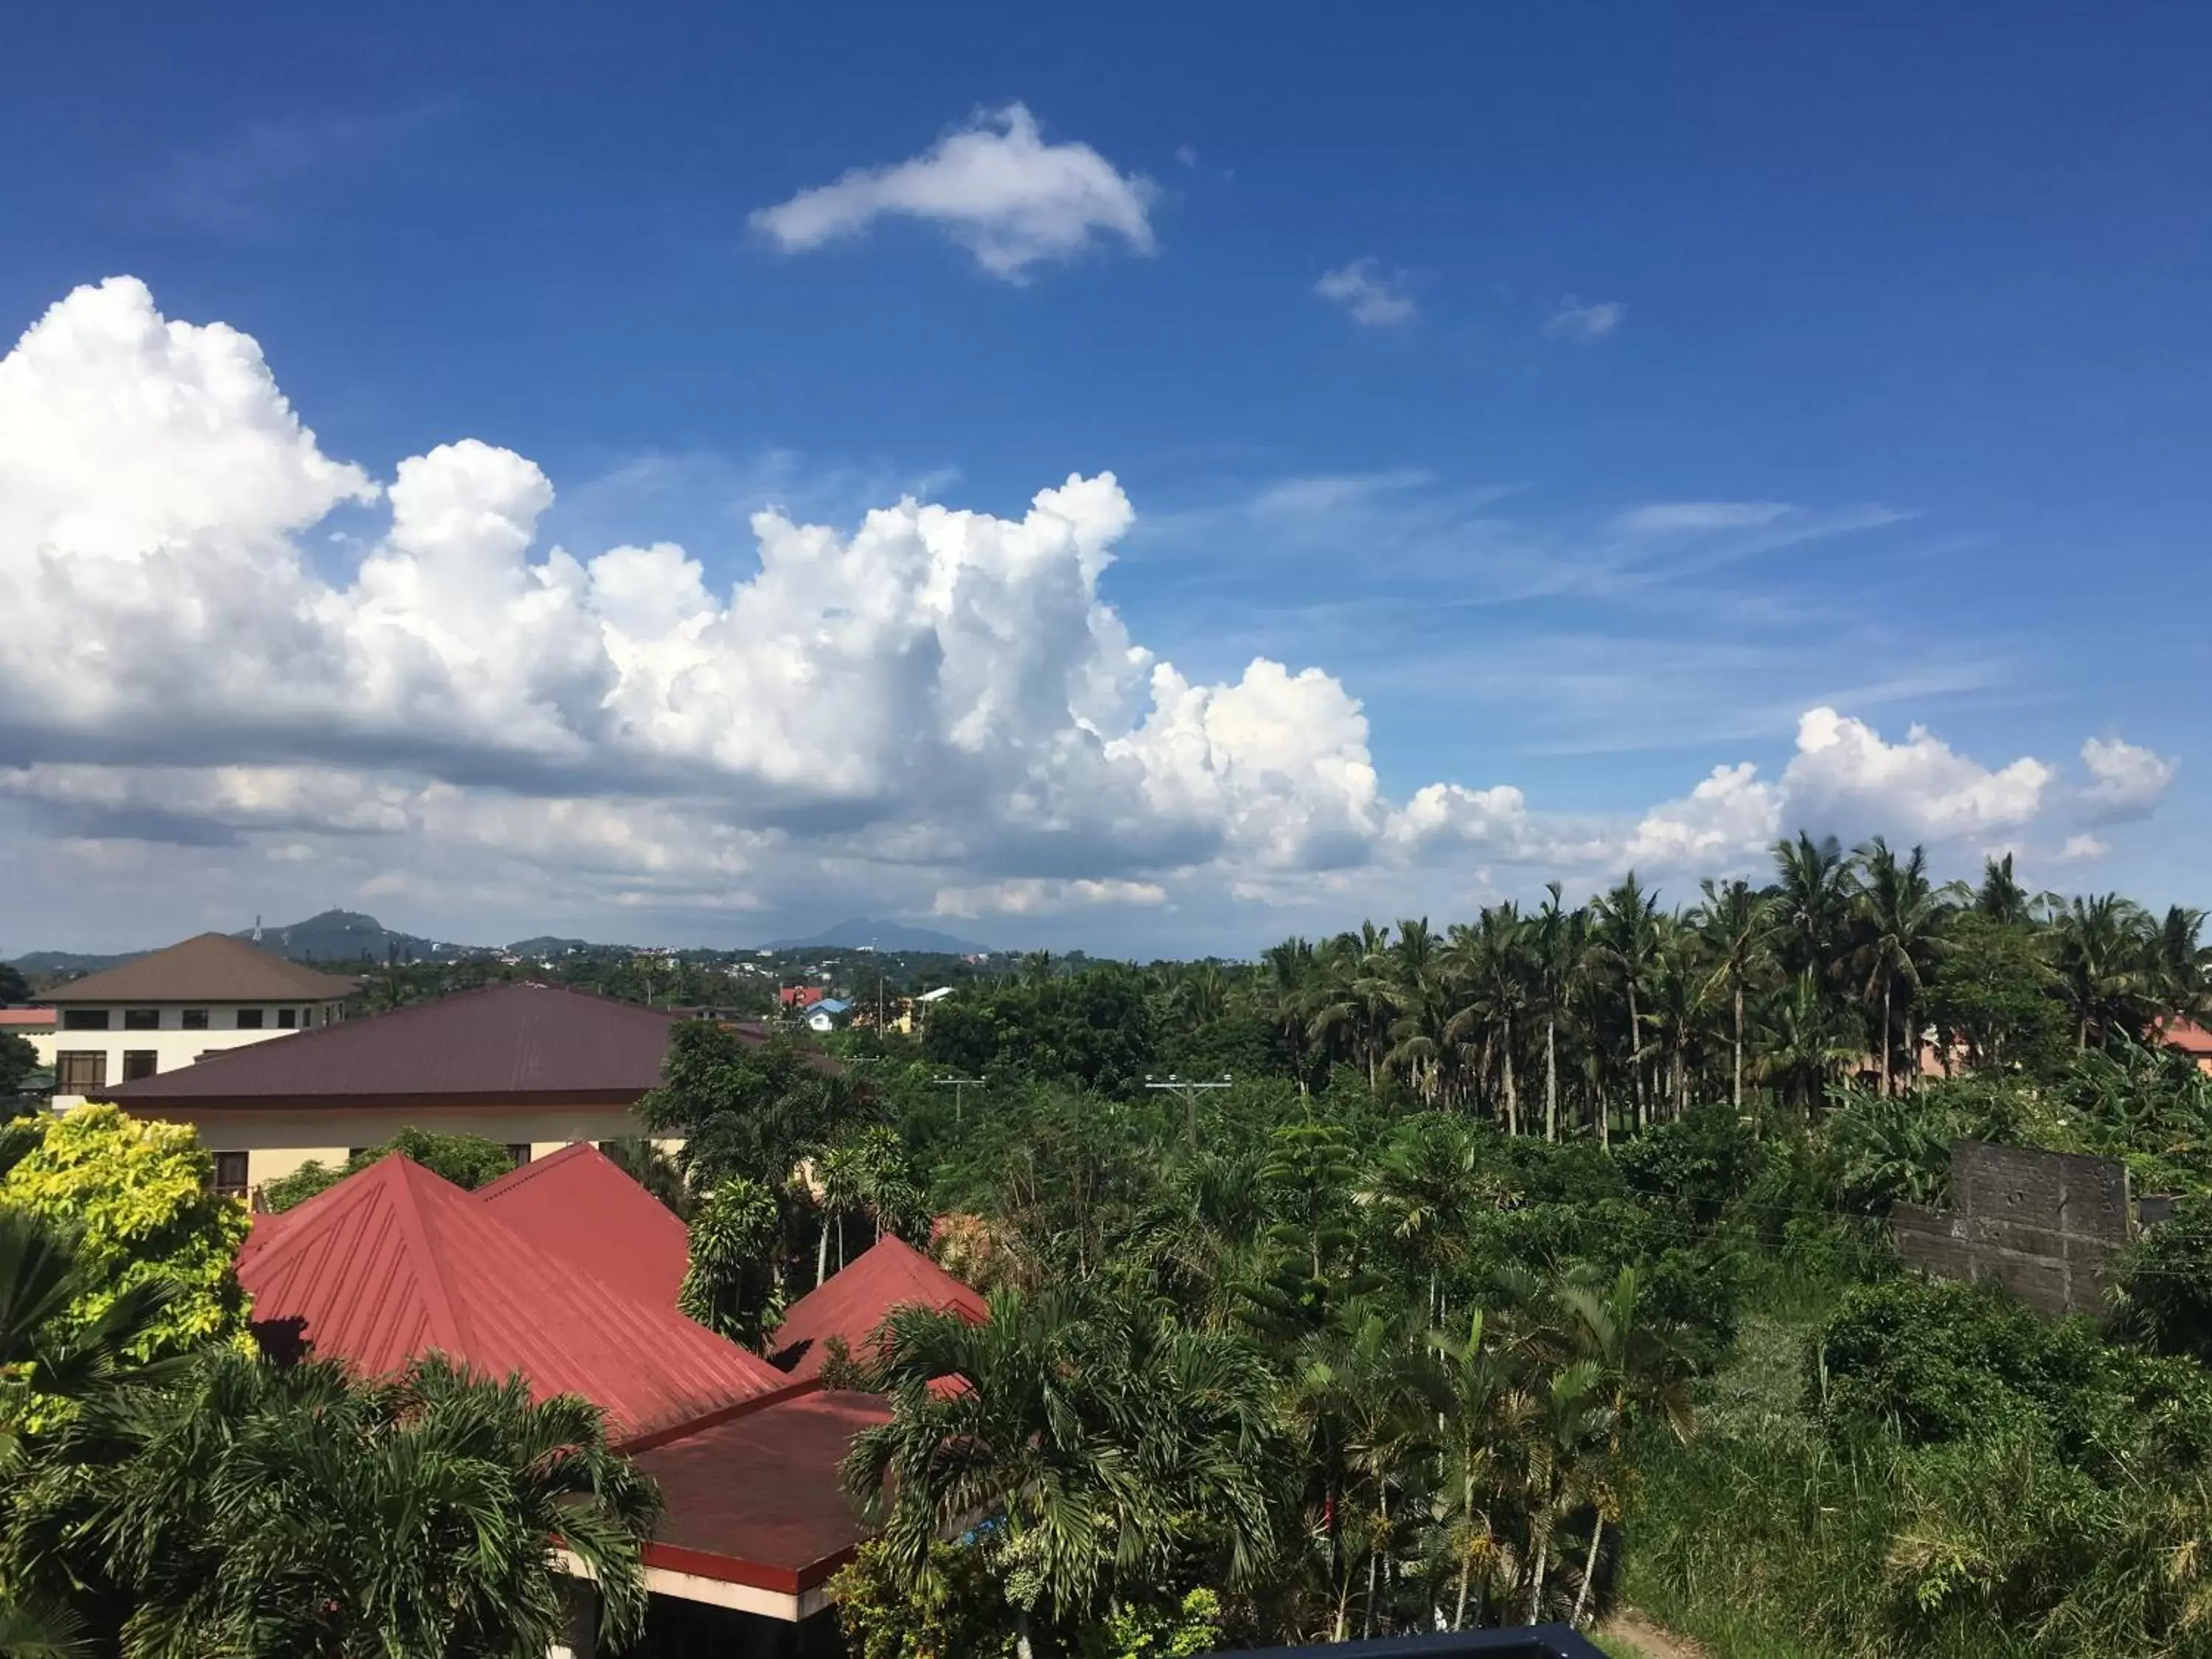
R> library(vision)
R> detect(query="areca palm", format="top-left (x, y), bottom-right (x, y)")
top-left (1696, 877), bottom-right (1773, 1110)
top-left (846, 1289), bottom-right (1281, 1656)
top-left (54, 1351), bottom-right (658, 1658)
top-left (1423, 1310), bottom-right (1534, 1630)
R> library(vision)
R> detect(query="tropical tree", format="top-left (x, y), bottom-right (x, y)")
top-left (62, 1352), bottom-right (660, 1656)
top-left (1696, 877), bottom-right (1773, 1110)
top-left (1593, 876), bottom-right (1662, 1130)
top-left (2050, 894), bottom-right (2152, 1048)
top-left (1772, 831), bottom-right (1854, 990)
top-left (680, 1175), bottom-right (785, 1346)
top-left (844, 1289), bottom-right (1282, 1658)
top-left (1851, 838), bottom-right (1950, 1097)
top-left (0, 1107), bottom-right (247, 1372)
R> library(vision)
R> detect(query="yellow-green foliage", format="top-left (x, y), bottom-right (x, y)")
top-left (1, 1106), bottom-right (249, 1361)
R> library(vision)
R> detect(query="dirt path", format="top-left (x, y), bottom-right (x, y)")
top-left (1599, 1608), bottom-right (1709, 1659)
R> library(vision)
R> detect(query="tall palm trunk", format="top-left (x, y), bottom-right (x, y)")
top-left (1732, 985), bottom-right (1744, 1110)
top-left (1571, 1515), bottom-right (1604, 1629)
top-left (1879, 978), bottom-right (1893, 1099)
top-left (1452, 1467), bottom-right (1475, 1627)
top-left (1526, 1534), bottom-right (1550, 1624)
top-left (1501, 1015), bottom-right (1518, 1136)
top-left (1545, 1014), bottom-right (1559, 1141)
top-left (1625, 979), bottom-right (1643, 1130)
top-left (816, 1217), bottom-right (831, 1287)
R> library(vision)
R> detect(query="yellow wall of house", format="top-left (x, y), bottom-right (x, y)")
top-left (113, 1102), bottom-right (678, 1191)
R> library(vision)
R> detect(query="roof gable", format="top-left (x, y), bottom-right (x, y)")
top-left (40, 933), bottom-right (357, 1005)
top-left (97, 981), bottom-right (686, 1104)
top-left (769, 1234), bottom-right (987, 1380)
top-left (476, 1141), bottom-right (691, 1310)
top-left (237, 1155), bottom-right (787, 1438)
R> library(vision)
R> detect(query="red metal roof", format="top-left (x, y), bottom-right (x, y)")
top-left (236, 1154), bottom-right (787, 1439)
top-left (0, 1009), bottom-right (54, 1029)
top-left (97, 981), bottom-right (688, 1105)
top-left (770, 1234), bottom-right (988, 1380)
top-left (475, 1141), bottom-right (691, 1310)
top-left (2160, 1017), bottom-right (2212, 1057)
top-left (632, 1390), bottom-right (892, 1592)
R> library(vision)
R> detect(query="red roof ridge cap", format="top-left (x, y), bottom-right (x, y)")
top-left (473, 1138), bottom-right (598, 1200)
top-left (378, 1157), bottom-right (473, 1356)
top-left (612, 1374), bottom-right (828, 1455)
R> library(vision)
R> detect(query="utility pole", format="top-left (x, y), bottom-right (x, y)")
top-left (931, 1073), bottom-right (983, 1127)
top-left (1144, 1074), bottom-right (1232, 1150)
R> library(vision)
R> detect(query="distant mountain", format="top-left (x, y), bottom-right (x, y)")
top-left (235, 910), bottom-right (475, 965)
top-left (507, 935), bottom-right (607, 958)
top-left (7, 948), bottom-right (137, 976)
top-left (762, 918), bottom-right (992, 954)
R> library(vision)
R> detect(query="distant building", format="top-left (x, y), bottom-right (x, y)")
top-left (2158, 1017), bottom-right (2212, 1074)
top-left (33, 934), bottom-right (355, 1110)
top-left (94, 981), bottom-right (803, 1199)
top-left (804, 997), bottom-right (852, 1033)
top-left (779, 984), bottom-right (827, 1009)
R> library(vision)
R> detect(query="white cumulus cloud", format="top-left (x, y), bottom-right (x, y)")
top-left (1314, 259), bottom-right (1416, 327)
top-left (2079, 736), bottom-right (2176, 822)
top-left (0, 276), bottom-right (2172, 945)
top-left (1545, 296), bottom-right (1625, 341)
top-left (750, 104), bottom-right (1156, 281)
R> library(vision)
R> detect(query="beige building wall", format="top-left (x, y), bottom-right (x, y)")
top-left (37, 999), bottom-right (348, 1110)
top-left (116, 1100), bottom-right (677, 1190)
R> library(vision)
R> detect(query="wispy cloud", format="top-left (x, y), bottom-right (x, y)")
top-left (1315, 259), bottom-right (1417, 326)
top-left (1610, 501), bottom-right (1790, 537)
top-left (751, 103), bottom-right (1155, 282)
top-left (157, 103), bottom-right (455, 234)
top-left (1545, 295), bottom-right (1626, 341)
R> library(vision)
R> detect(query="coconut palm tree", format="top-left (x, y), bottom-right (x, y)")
top-left (1442, 905), bottom-right (1529, 1131)
top-left (1696, 877), bottom-right (1773, 1110)
top-left (1757, 971), bottom-right (1864, 1119)
top-left (1972, 852), bottom-right (2034, 927)
top-left (2146, 905), bottom-right (2212, 1028)
top-left (1529, 884), bottom-right (1585, 1141)
top-left (1851, 838), bottom-right (1950, 1098)
top-left (1772, 831), bottom-right (1855, 990)
top-left (2051, 894), bottom-right (2154, 1048)
top-left (1593, 876), bottom-right (1662, 1130)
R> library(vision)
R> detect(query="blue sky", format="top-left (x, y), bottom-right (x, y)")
top-left (1, 2), bottom-right (2207, 953)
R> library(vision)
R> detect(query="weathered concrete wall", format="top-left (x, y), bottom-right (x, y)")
top-left (1893, 1141), bottom-right (2132, 1317)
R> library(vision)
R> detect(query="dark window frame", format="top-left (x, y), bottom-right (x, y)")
top-left (61, 1009), bottom-right (111, 1031)
top-left (122, 1050), bottom-right (158, 1082)
top-left (211, 1152), bottom-right (248, 1198)
top-left (181, 1009), bottom-right (209, 1030)
top-left (504, 1144), bottom-right (533, 1168)
top-left (235, 1009), bottom-right (265, 1030)
top-left (55, 1051), bottom-right (108, 1092)
top-left (276, 1008), bottom-right (297, 1029)
top-left (123, 1008), bottom-right (160, 1031)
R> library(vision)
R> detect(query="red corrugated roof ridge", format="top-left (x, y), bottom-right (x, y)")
top-left (475, 1141), bottom-right (692, 1311)
top-left (237, 1155), bottom-right (787, 1438)
top-left (769, 1234), bottom-right (988, 1380)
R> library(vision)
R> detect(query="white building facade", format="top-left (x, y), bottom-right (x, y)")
top-left (35, 934), bottom-right (356, 1113)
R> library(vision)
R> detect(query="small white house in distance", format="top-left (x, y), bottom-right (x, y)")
top-left (804, 997), bottom-right (852, 1034)
top-left (34, 934), bottom-right (356, 1109)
